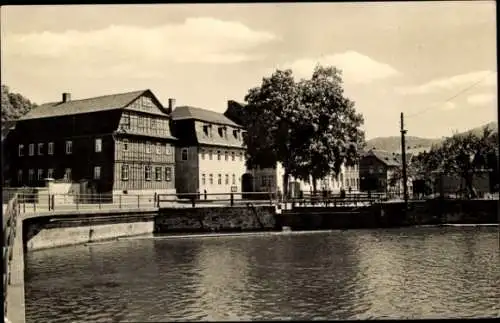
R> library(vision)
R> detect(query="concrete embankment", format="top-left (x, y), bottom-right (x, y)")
top-left (21, 199), bottom-right (498, 251)
top-left (23, 205), bottom-right (278, 251)
top-left (23, 208), bottom-right (158, 251)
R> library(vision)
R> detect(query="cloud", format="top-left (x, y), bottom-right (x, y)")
top-left (466, 93), bottom-right (496, 106)
top-left (276, 51), bottom-right (400, 84)
top-left (2, 17), bottom-right (277, 65)
top-left (439, 102), bottom-right (456, 111)
top-left (397, 70), bottom-right (497, 95)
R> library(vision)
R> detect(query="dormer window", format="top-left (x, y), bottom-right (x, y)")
top-left (233, 130), bottom-right (238, 139)
top-left (203, 125), bottom-right (209, 136)
top-left (218, 127), bottom-right (224, 138)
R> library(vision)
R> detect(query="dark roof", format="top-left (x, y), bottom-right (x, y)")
top-left (171, 106), bottom-right (242, 128)
top-left (363, 149), bottom-right (401, 167)
top-left (20, 89), bottom-right (153, 120)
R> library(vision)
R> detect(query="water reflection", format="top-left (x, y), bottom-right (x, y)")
top-left (25, 228), bottom-right (500, 322)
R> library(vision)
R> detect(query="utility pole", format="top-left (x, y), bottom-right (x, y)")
top-left (400, 112), bottom-right (409, 209)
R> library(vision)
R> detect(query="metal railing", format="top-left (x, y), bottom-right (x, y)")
top-left (16, 193), bottom-right (157, 214)
top-left (157, 191), bottom-right (277, 208)
top-left (286, 191), bottom-right (388, 208)
top-left (3, 194), bottom-right (18, 317)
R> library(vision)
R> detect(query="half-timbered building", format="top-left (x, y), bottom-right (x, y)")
top-left (170, 106), bottom-right (247, 196)
top-left (6, 90), bottom-right (177, 196)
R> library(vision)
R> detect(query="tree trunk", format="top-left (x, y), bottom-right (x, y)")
top-left (312, 177), bottom-right (317, 195)
top-left (283, 170), bottom-right (290, 199)
top-left (464, 172), bottom-right (477, 199)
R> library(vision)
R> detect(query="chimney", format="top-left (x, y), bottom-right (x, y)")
top-left (168, 98), bottom-right (176, 112)
top-left (62, 92), bottom-right (71, 103)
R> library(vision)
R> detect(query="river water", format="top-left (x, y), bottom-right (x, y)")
top-left (25, 227), bottom-right (500, 322)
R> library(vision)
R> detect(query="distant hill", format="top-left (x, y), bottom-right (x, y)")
top-left (366, 121), bottom-right (498, 153)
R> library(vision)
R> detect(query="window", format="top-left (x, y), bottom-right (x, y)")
top-left (155, 167), bottom-right (162, 181)
top-left (165, 145), bottom-right (172, 155)
top-left (146, 141), bottom-right (151, 154)
top-left (37, 169), bottom-right (44, 181)
top-left (209, 174), bottom-right (213, 185)
top-left (17, 170), bottom-right (23, 184)
top-left (224, 151), bottom-right (228, 161)
top-left (201, 174), bottom-right (206, 185)
top-left (123, 139), bottom-right (129, 151)
top-left (231, 151), bottom-right (235, 161)
top-left (93, 166), bottom-right (101, 180)
top-left (233, 130), bottom-right (238, 139)
top-left (201, 149), bottom-right (205, 160)
top-left (65, 141), bottom-right (72, 154)
top-left (181, 148), bottom-right (188, 161)
top-left (209, 150), bottom-right (213, 160)
top-left (28, 169), bottom-right (34, 183)
top-left (203, 125), bottom-right (209, 136)
top-left (156, 143), bottom-right (162, 154)
top-left (217, 150), bottom-right (221, 160)
top-left (48, 142), bottom-right (54, 155)
top-left (232, 174), bottom-right (236, 185)
top-left (29, 144), bottom-right (34, 156)
top-left (95, 138), bottom-right (102, 153)
top-left (218, 127), bottom-right (224, 137)
top-left (150, 118), bottom-right (156, 130)
top-left (121, 165), bottom-right (129, 181)
top-left (64, 168), bottom-right (72, 181)
top-left (138, 116), bottom-right (144, 128)
top-left (164, 167), bottom-right (172, 182)
top-left (38, 143), bottom-right (44, 155)
top-left (47, 168), bottom-right (54, 179)
top-left (225, 174), bottom-right (229, 185)
top-left (121, 113), bottom-right (131, 130)
top-left (218, 174), bottom-right (222, 185)
top-left (145, 166), bottom-right (152, 181)
top-left (18, 144), bottom-right (24, 157)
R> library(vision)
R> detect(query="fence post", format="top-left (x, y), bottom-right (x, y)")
top-left (156, 195), bottom-right (160, 208)
top-left (230, 193), bottom-right (234, 206)
top-left (137, 195), bottom-right (140, 208)
top-left (191, 196), bottom-right (196, 208)
top-left (76, 195), bottom-right (79, 211)
top-left (119, 195), bottom-right (122, 209)
top-left (51, 195), bottom-right (55, 211)
top-left (98, 194), bottom-right (102, 210)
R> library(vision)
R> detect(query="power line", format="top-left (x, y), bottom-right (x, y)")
top-left (406, 71), bottom-right (495, 119)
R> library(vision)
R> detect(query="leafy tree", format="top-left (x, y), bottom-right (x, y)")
top-left (409, 126), bottom-right (498, 198)
top-left (1, 85), bottom-right (37, 122)
top-left (243, 65), bottom-right (365, 195)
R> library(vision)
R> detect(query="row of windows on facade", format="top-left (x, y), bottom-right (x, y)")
top-left (119, 113), bottom-right (169, 132)
top-left (200, 173), bottom-right (240, 186)
top-left (181, 148), bottom-right (244, 161)
top-left (18, 139), bottom-right (174, 157)
top-left (121, 140), bottom-right (173, 155)
top-left (18, 139), bottom-right (102, 157)
top-left (17, 165), bottom-right (173, 183)
top-left (201, 125), bottom-right (244, 141)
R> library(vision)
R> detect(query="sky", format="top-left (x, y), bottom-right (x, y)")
top-left (1, 2), bottom-right (497, 139)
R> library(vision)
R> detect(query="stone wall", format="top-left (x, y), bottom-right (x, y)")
top-left (155, 205), bottom-right (277, 233)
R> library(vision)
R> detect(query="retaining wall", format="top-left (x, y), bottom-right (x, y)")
top-left (155, 205), bottom-right (277, 233)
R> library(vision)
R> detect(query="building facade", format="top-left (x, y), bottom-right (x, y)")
top-left (170, 106), bottom-right (247, 197)
top-left (6, 90), bottom-right (177, 196)
top-left (359, 149), bottom-right (404, 194)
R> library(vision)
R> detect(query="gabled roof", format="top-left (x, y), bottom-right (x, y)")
top-left (20, 89), bottom-right (157, 120)
top-left (363, 149), bottom-right (401, 167)
top-left (171, 106), bottom-right (242, 128)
